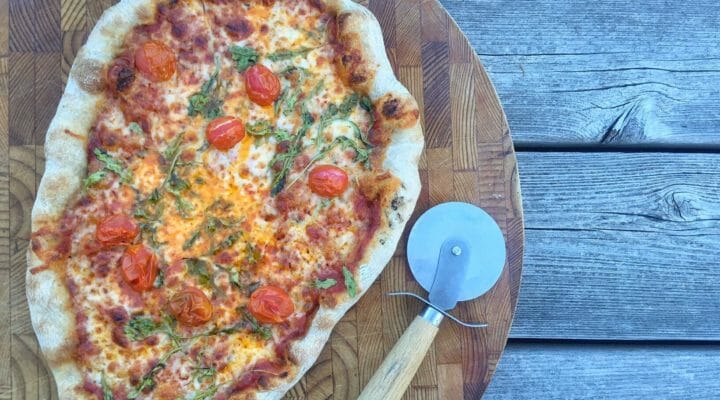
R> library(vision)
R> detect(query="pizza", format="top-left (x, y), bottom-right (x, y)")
top-left (26, 0), bottom-right (422, 399)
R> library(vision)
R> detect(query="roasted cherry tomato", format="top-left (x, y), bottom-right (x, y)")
top-left (248, 285), bottom-right (295, 324)
top-left (119, 244), bottom-right (158, 292)
top-left (135, 40), bottom-right (176, 82)
top-left (96, 215), bottom-right (139, 247)
top-left (308, 165), bottom-right (349, 198)
top-left (169, 287), bottom-right (214, 326)
top-left (245, 64), bottom-right (281, 106)
top-left (206, 116), bottom-right (246, 150)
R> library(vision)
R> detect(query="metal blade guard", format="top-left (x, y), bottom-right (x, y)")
top-left (391, 202), bottom-right (507, 328)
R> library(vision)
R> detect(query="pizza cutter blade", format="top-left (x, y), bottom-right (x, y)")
top-left (358, 202), bottom-right (506, 400)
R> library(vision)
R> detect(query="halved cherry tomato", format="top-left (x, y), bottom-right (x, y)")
top-left (168, 287), bottom-right (213, 326)
top-left (96, 215), bottom-right (139, 247)
top-left (248, 285), bottom-right (294, 324)
top-left (308, 165), bottom-right (349, 198)
top-left (135, 40), bottom-right (176, 82)
top-left (245, 64), bottom-right (281, 106)
top-left (206, 116), bottom-right (246, 150)
top-left (119, 244), bottom-right (158, 292)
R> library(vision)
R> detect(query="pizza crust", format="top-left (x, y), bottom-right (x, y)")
top-left (27, 1), bottom-right (423, 398)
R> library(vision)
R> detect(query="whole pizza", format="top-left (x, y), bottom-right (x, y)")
top-left (26, 0), bottom-right (423, 399)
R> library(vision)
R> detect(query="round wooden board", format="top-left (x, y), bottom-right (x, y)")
top-left (288, 1), bottom-right (525, 399)
top-left (7, 0), bottom-right (522, 399)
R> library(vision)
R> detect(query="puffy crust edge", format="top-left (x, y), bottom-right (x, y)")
top-left (27, 0), bottom-right (423, 399)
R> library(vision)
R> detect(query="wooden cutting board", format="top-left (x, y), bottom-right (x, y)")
top-left (4, 0), bottom-right (523, 398)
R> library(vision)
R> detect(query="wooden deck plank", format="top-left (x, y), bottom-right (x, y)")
top-left (440, 0), bottom-right (720, 148)
top-left (485, 342), bottom-right (720, 399)
top-left (512, 152), bottom-right (720, 340)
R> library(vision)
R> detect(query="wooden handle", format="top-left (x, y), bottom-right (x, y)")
top-left (358, 315), bottom-right (440, 400)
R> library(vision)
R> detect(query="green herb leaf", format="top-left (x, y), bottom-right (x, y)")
top-left (128, 122), bottom-right (144, 136)
top-left (127, 346), bottom-right (182, 399)
top-left (186, 258), bottom-right (212, 287)
top-left (359, 95), bottom-right (373, 113)
top-left (230, 45), bottom-right (258, 73)
top-left (183, 230), bottom-right (201, 250)
top-left (83, 169), bottom-right (107, 189)
top-left (101, 373), bottom-right (114, 400)
top-left (211, 231), bottom-right (242, 254)
top-left (314, 278), bottom-right (337, 289)
top-left (192, 366), bottom-right (217, 384)
top-left (342, 266), bottom-right (357, 298)
top-left (191, 385), bottom-right (218, 400)
top-left (267, 47), bottom-right (313, 61)
top-left (188, 56), bottom-right (224, 119)
top-left (153, 269), bottom-right (165, 288)
top-left (245, 243), bottom-right (261, 264)
top-left (245, 120), bottom-right (273, 136)
top-left (94, 148), bottom-right (132, 183)
top-left (124, 316), bottom-right (160, 341)
top-left (241, 308), bottom-right (273, 340)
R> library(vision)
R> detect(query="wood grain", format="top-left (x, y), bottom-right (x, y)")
top-left (486, 342), bottom-right (720, 399)
top-left (441, 0), bottom-right (720, 148)
top-left (3, 0), bottom-right (524, 399)
top-left (512, 152), bottom-right (720, 340)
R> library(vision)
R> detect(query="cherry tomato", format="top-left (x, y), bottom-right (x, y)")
top-left (206, 116), bottom-right (246, 150)
top-left (308, 165), bottom-right (349, 198)
top-left (248, 285), bottom-right (295, 324)
top-left (134, 40), bottom-right (176, 82)
top-left (245, 64), bottom-right (281, 106)
top-left (168, 287), bottom-right (213, 326)
top-left (96, 215), bottom-right (139, 247)
top-left (119, 244), bottom-right (158, 292)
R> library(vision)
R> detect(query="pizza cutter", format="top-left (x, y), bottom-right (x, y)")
top-left (358, 202), bottom-right (506, 400)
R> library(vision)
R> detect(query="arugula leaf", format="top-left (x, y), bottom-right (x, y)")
top-left (153, 269), bottom-right (165, 288)
top-left (274, 87), bottom-right (288, 115)
top-left (83, 169), bottom-right (107, 189)
top-left (211, 231), bottom-right (242, 254)
top-left (342, 266), bottom-right (357, 298)
top-left (314, 278), bottom-right (337, 289)
top-left (359, 95), bottom-right (373, 113)
top-left (241, 308), bottom-right (272, 340)
top-left (183, 230), bottom-right (201, 250)
top-left (124, 316), bottom-right (160, 341)
top-left (101, 373), bottom-right (114, 400)
top-left (191, 385), bottom-right (218, 400)
top-left (245, 243), bottom-right (261, 264)
top-left (192, 367), bottom-right (216, 384)
top-left (229, 45), bottom-right (258, 73)
top-left (186, 258), bottom-right (212, 287)
top-left (270, 112), bottom-right (315, 195)
top-left (127, 346), bottom-right (182, 399)
top-left (188, 56), bottom-right (224, 119)
top-left (94, 148), bottom-right (132, 183)
top-left (245, 120), bottom-right (273, 136)
top-left (274, 129), bottom-right (292, 142)
top-left (128, 122), bottom-right (144, 136)
top-left (282, 88), bottom-right (302, 116)
top-left (267, 47), bottom-right (313, 61)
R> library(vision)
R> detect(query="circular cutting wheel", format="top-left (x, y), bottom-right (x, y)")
top-left (407, 202), bottom-right (506, 301)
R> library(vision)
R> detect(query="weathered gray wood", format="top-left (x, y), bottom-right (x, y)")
top-left (485, 342), bottom-right (720, 399)
top-left (440, 0), bottom-right (720, 148)
top-left (512, 152), bottom-right (720, 340)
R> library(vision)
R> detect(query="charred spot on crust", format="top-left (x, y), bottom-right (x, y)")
top-left (106, 56), bottom-right (135, 93)
top-left (225, 17), bottom-right (254, 39)
top-left (115, 67), bottom-right (135, 91)
top-left (382, 98), bottom-right (400, 118)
